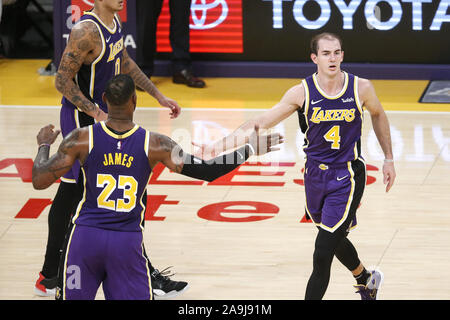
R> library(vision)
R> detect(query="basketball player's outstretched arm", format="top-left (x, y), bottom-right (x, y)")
top-left (148, 126), bottom-right (284, 182)
top-left (194, 84), bottom-right (304, 159)
top-left (358, 78), bottom-right (396, 192)
top-left (32, 125), bottom-right (89, 190)
top-left (120, 49), bottom-right (181, 119)
top-left (55, 22), bottom-right (108, 121)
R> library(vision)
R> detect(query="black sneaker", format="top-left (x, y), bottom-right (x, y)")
top-left (173, 69), bottom-right (206, 88)
top-left (34, 272), bottom-right (57, 297)
top-left (151, 267), bottom-right (189, 300)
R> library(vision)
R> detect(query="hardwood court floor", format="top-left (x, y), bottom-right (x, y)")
top-left (1, 59), bottom-right (450, 300)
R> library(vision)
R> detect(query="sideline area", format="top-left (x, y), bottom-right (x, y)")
top-left (1, 59), bottom-right (450, 112)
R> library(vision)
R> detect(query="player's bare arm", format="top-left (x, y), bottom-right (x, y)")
top-left (120, 49), bottom-right (159, 99)
top-left (114, 12), bottom-right (180, 119)
top-left (32, 126), bottom-right (89, 190)
top-left (55, 22), bottom-right (107, 121)
top-left (120, 49), bottom-right (181, 119)
top-left (256, 83), bottom-right (305, 129)
top-left (148, 128), bottom-right (283, 182)
top-left (196, 83), bottom-right (303, 159)
top-left (358, 77), bottom-right (396, 192)
top-left (147, 132), bottom-right (184, 173)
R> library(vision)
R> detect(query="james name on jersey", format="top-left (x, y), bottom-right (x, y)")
top-left (102, 152), bottom-right (134, 168)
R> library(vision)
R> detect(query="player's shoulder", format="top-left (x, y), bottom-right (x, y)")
top-left (283, 82), bottom-right (306, 103)
top-left (356, 77), bottom-right (379, 104)
top-left (72, 18), bottom-right (99, 33)
top-left (357, 76), bottom-right (376, 95)
top-left (59, 127), bottom-right (90, 154)
top-left (68, 20), bottom-right (102, 51)
top-left (286, 82), bottom-right (306, 95)
top-left (357, 76), bottom-right (373, 90)
top-left (70, 126), bottom-right (90, 140)
top-left (69, 18), bottom-right (101, 41)
top-left (148, 131), bottom-right (172, 149)
top-left (294, 81), bottom-right (305, 89)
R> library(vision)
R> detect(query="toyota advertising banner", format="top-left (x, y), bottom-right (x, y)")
top-left (157, 0), bottom-right (243, 53)
top-left (239, 0), bottom-right (450, 64)
top-left (54, 0), bottom-right (450, 68)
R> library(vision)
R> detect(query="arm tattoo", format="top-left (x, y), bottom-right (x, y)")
top-left (121, 49), bottom-right (159, 99)
top-left (77, 39), bottom-right (91, 51)
top-left (156, 133), bottom-right (177, 152)
top-left (59, 129), bottom-right (80, 154)
top-left (69, 25), bottom-right (86, 40)
top-left (152, 133), bottom-right (184, 173)
top-left (55, 23), bottom-right (101, 115)
top-left (32, 130), bottom-right (80, 183)
top-left (33, 149), bottom-right (73, 181)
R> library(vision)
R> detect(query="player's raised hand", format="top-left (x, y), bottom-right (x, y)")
top-left (36, 124), bottom-right (61, 147)
top-left (383, 160), bottom-right (396, 192)
top-left (248, 125), bottom-right (284, 155)
top-left (158, 96), bottom-right (181, 119)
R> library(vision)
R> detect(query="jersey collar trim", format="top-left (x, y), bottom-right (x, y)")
top-left (84, 11), bottom-right (117, 34)
top-left (100, 121), bottom-right (139, 139)
top-left (312, 71), bottom-right (348, 100)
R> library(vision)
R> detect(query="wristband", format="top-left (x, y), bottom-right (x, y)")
top-left (384, 159), bottom-right (394, 163)
top-left (38, 143), bottom-right (50, 149)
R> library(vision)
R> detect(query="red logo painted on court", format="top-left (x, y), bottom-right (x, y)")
top-left (71, 0), bottom-right (128, 22)
top-left (1, 158), bottom-right (379, 222)
top-left (157, 0), bottom-right (243, 53)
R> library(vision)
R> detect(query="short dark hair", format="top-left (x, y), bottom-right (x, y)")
top-left (310, 33), bottom-right (343, 55)
top-left (104, 74), bottom-right (135, 107)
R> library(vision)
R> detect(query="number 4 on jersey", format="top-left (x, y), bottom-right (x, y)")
top-left (324, 125), bottom-right (341, 149)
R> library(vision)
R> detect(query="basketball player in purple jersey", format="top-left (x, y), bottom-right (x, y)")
top-left (31, 74), bottom-right (282, 300)
top-left (196, 33), bottom-right (396, 300)
top-left (35, 0), bottom-right (184, 299)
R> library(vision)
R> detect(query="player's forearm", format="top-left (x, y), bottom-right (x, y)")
top-left (55, 72), bottom-right (101, 118)
top-left (121, 57), bottom-right (162, 101)
top-left (32, 147), bottom-right (68, 190)
top-left (371, 112), bottom-right (394, 159)
top-left (55, 39), bottom-right (103, 119)
top-left (32, 146), bottom-right (56, 190)
top-left (33, 128), bottom-right (82, 189)
top-left (210, 118), bottom-right (264, 156)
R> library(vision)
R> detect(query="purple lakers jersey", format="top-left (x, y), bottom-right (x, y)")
top-left (62, 11), bottom-right (124, 113)
top-left (72, 122), bottom-right (151, 232)
top-left (298, 72), bottom-right (364, 164)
